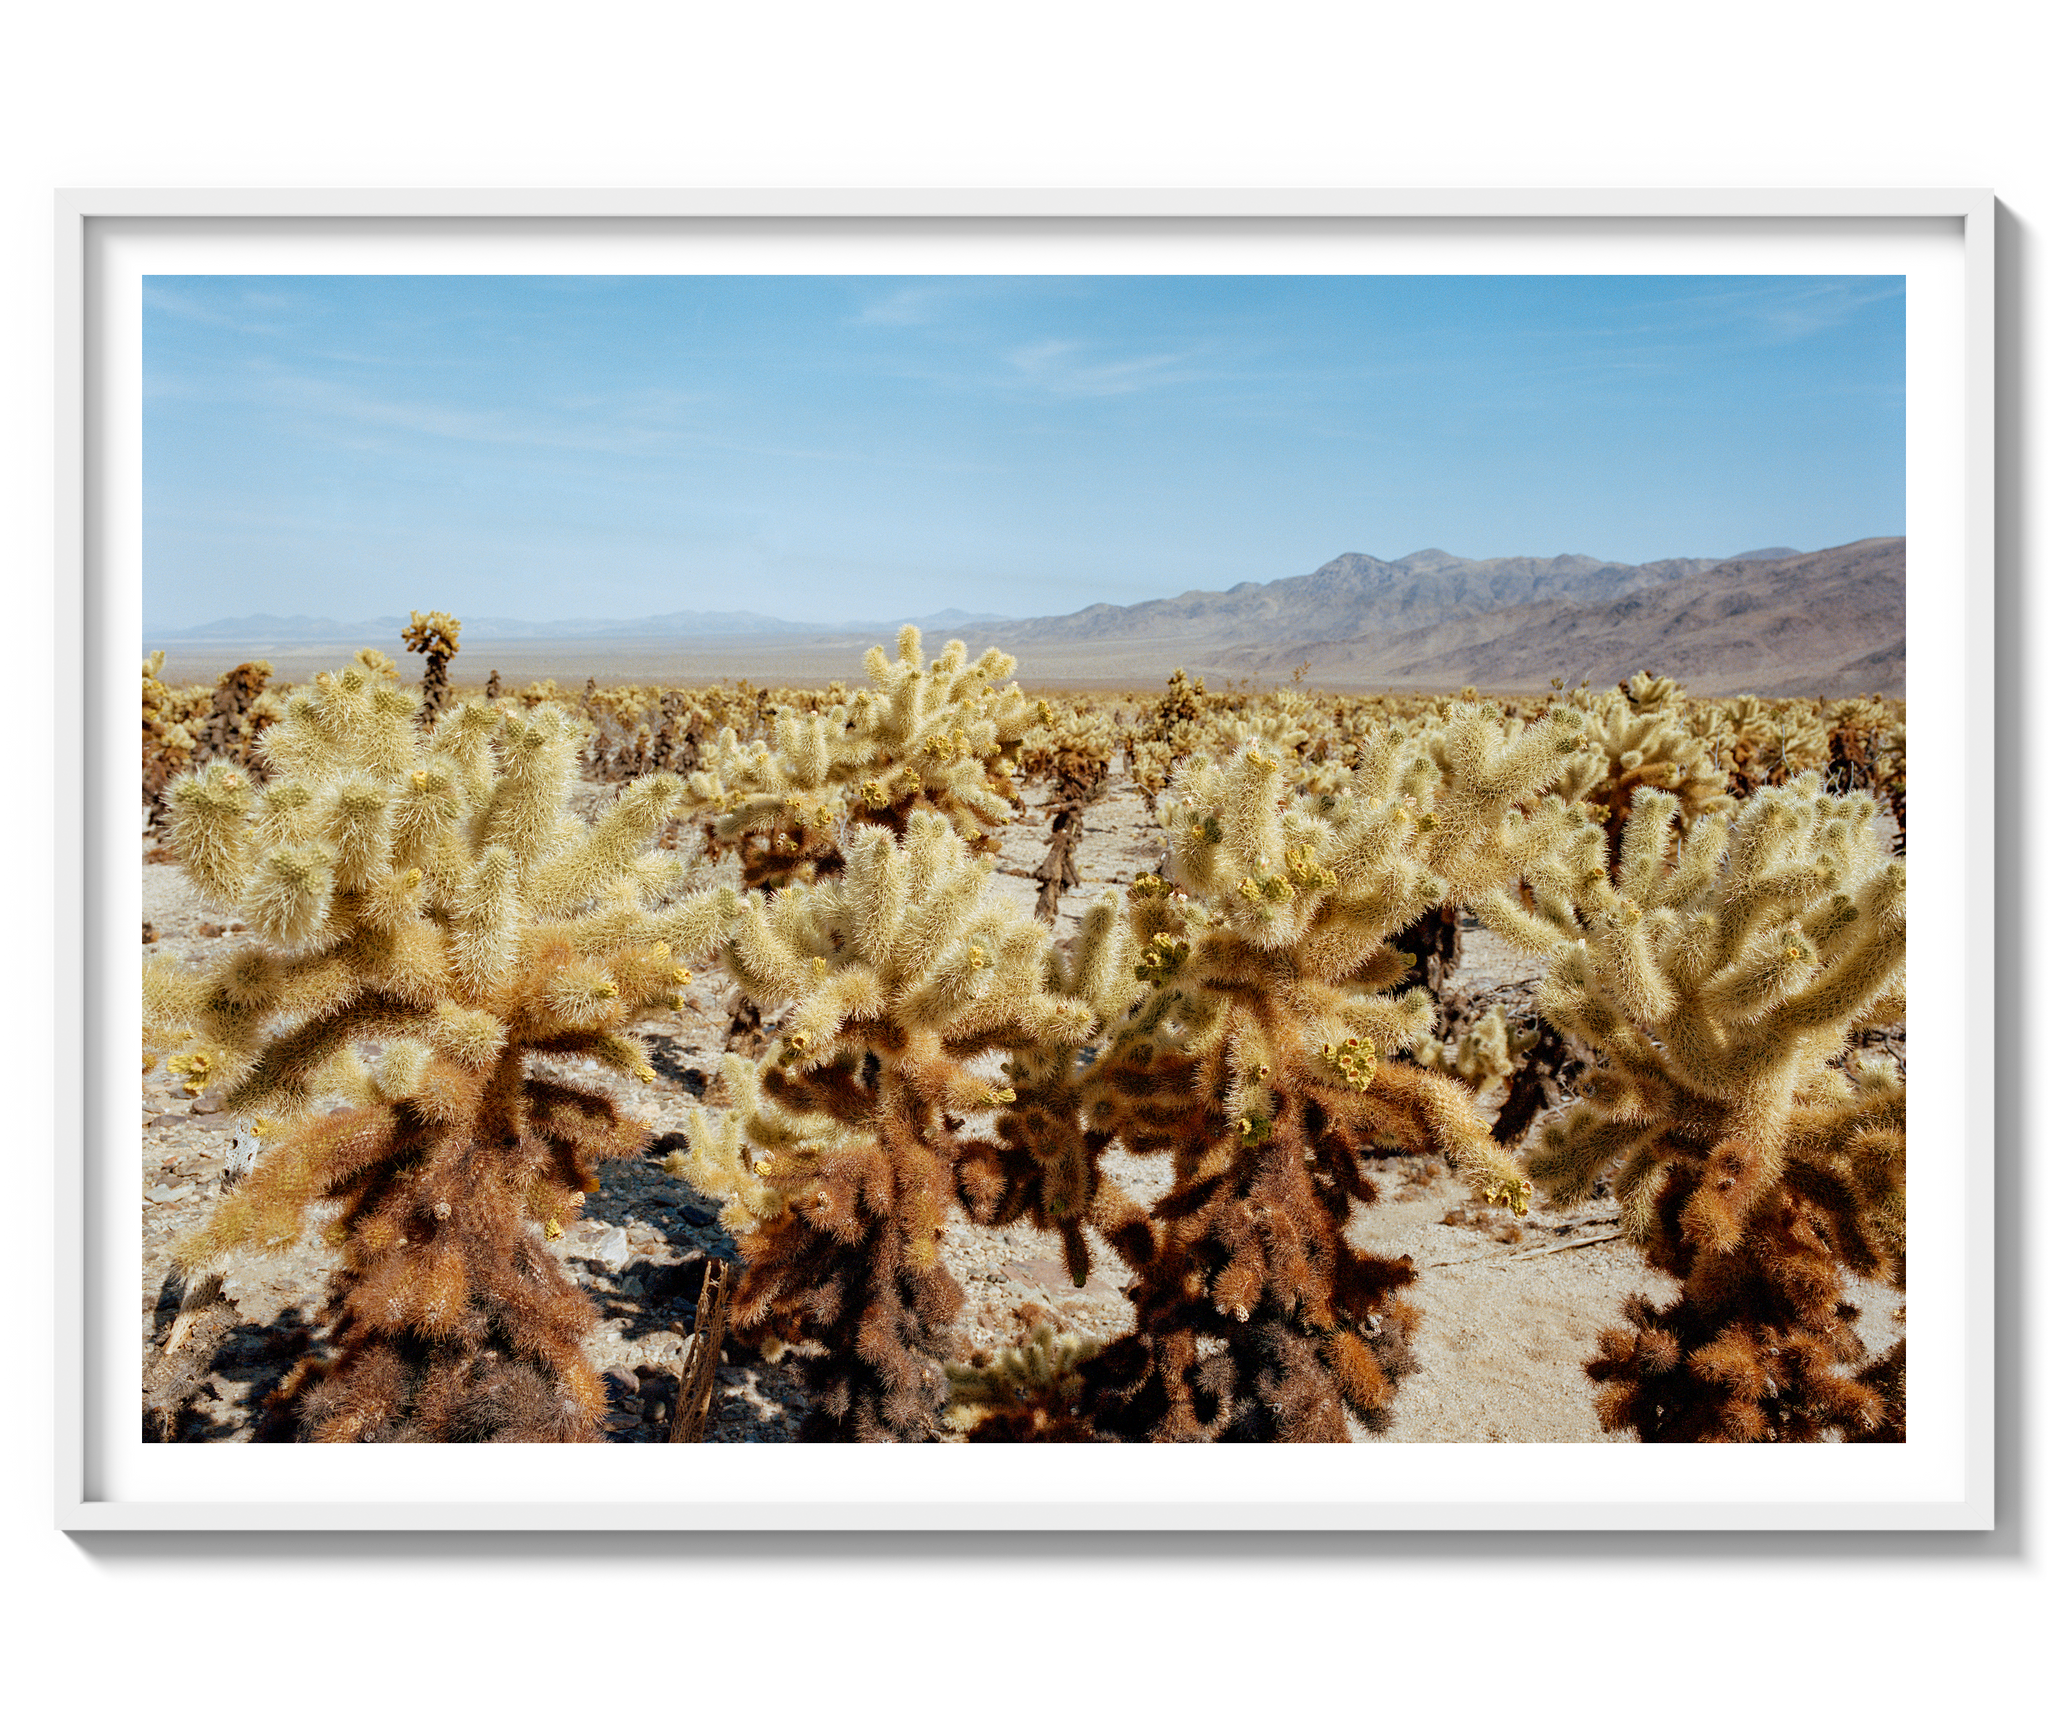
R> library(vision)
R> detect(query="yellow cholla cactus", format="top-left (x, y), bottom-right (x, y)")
top-left (147, 656), bottom-right (740, 1442)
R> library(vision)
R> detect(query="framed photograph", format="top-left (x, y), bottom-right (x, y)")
top-left (51, 188), bottom-right (1998, 1531)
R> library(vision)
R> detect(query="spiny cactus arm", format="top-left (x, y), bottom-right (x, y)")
top-left (864, 819), bottom-right (994, 977)
top-left (147, 944), bottom-right (377, 1087)
top-left (425, 699), bottom-right (501, 803)
top-left (219, 990), bottom-right (437, 1116)
top-left (772, 709), bottom-right (834, 788)
top-left (1365, 1059), bottom-right (1533, 1212)
top-left (442, 845), bottom-right (521, 998)
top-left (166, 764), bottom-right (257, 906)
top-left (1757, 865), bottom-right (1906, 1039)
top-left (647, 884), bottom-right (745, 960)
top-left (523, 772), bottom-right (685, 916)
top-left (316, 773), bottom-right (398, 892)
top-left (1415, 1002), bottom-right (1523, 1096)
top-left (172, 1103), bottom-right (401, 1277)
top-left (240, 840), bottom-right (345, 954)
top-left (1467, 884), bottom-right (1576, 956)
top-left (402, 609), bottom-right (461, 656)
top-left (1427, 704), bottom-right (1585, 825)
top-left (1612, 784), bottom-right (1688, 900)
top-left (1525, 1104), bottom-right (1667, 1208)
top-left (141, 953), bottom-right (209, 1057)
top-left (1780, 1063), bottom-right (1906, 1276)
top-left (248, 778), bottom-right (319, 852)
top-left (1536, 942), bottom-right (1690, 1096)
top-left (1052, 893), bottom-right (1141, 1023)
top-left (724, 889), bottom-right (833, 1007)
top-left (1311, 985), bottom-right (1434, 1062)
top-left (670, 1052), bottom-right (882, 1232)
top-left (521, 1076), bottom-right (650, 1194)
top-left (473, 708), bottom-right (580, 870)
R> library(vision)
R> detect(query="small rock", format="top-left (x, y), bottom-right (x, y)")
top-left (680, 1206), bottom-right (714, 1228)
top-left (588, 1226), bottom-right (632, 1271)
top-left (229, 922), bottom-right (246, 933)
top-left (198, 923), bottom-right (224, 938)
top-left (603, 1366), bottom-right (639, 1397)
top-left (142, 922), bottom-right (157, 945)
top-left (144, 1183), bottom-right (189, 1204)
top-left (190, 1094), bottom-right (224, 1116)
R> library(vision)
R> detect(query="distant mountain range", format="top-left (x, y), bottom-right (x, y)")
top-left (1200, 538), bottom-right (1902, 696)
top-left (974, 546), bottom-right (1809, 652)
top-left (143, 539), bottom-right (1901, 697)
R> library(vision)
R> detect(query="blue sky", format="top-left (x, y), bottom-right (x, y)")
top-left (142, 273), bottom-right (1905, 629)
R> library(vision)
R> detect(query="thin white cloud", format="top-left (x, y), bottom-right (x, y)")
top-left (853, 284), bottom-right (958, 327)
top-left (142, 283), bottom-right (290, 338)
top-left (176, 364), bottom-right (1007, 478)
top-left (1610, 278), bottom-right (1905, 348)
top-left (1001, 337), bottom-right (1202, 398)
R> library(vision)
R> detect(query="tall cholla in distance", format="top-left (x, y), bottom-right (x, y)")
top-left (684, 626), bottom-right (1031, 891)
top-left (1072, 705), bottom-right (1591, 1441)
top-left (146, 660), bottom-right (737, 1440)
top-left (666, 809), bottom-right (1096, 1441)
top-left (1512, 778), bottom-right (1907, 1441)
top-left (401, 608), bottom-right (462, 725)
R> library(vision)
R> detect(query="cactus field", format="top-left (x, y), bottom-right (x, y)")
top-left (139, 630), bottom-right (1907, 1443)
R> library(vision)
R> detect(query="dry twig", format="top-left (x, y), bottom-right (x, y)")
top-left (669, 1258), bottom-right (731, 1444)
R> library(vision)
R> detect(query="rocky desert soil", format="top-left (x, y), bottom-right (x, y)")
top-left (138, 764), bottom-right (1903, 1444)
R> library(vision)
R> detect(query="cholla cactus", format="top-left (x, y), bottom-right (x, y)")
top-left (1415, 1000), bottom-right (1535, 1100)
top-left (1073, 710), bottom-right (1587, 1441)
top-left (1017, 697), bottom-right (1114, 802)
top-left (400, 609), bottom-right (462, 723)
top-left (951, 895), bottom-right (1149, 1283)
top-left (1518, 778), bottom-right (1907, 1441)
top-left (193, 660), bottom-right (279, 776)
top-left (686, 627), bottom-right (1028, 892)
top-left (1152, 667), bottom-right (1206, 754)
top-left (142, 651), bottom-right (200, 829)
top-left (1555, 678), bottom-right (1733, 872)
top-left (666, 809), bottom-right (1095, 1440)
top-left (943, 1325), bottom-right (1104, 1441)
top-left (149, 660), bottom-right (736, 1440)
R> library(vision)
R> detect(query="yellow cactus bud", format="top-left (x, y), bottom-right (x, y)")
top-left (167, 1050), bottom-right (215, 1095)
